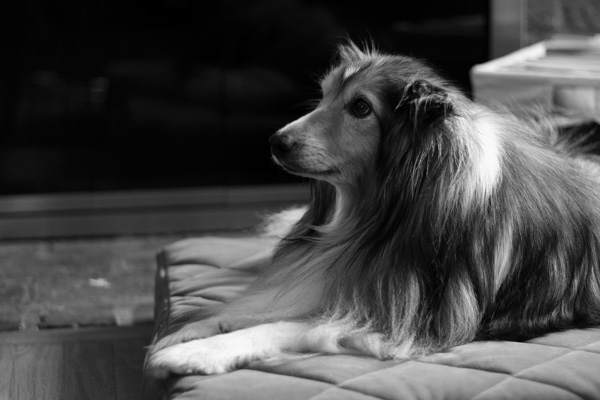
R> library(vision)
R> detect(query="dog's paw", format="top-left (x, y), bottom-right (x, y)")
top-left (147, 337), bottom-right (245, 377)
top-left (152, 319), bottom-right (222, 352)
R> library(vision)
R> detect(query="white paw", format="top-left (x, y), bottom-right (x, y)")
top-left (147, 336), bottom-right (249, 377)
top-left (152, 319), bottom-right (221, 351)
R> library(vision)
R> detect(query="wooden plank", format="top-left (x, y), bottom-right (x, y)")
top-left (0, 325), bottom-right (154, 400)
top-left (62, 340), bottom-right (116, 400)
top-left (114, 336), bottom-right (152, 400)
top-left (9, 343), bottom-right (63, 400)
top-left (0, 323), bottom-right (154, 345)
top-left (0, 345), bottom-right (13, 399)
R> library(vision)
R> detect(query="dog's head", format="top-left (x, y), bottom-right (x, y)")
top-left (269, 42), bottom-right (457, 187)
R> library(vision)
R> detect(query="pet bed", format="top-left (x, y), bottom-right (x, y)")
top-left (142, 236), bottom-right (600, 400)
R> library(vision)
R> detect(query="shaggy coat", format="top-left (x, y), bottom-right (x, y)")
top-left (148, 42), bottom-right (600, 376)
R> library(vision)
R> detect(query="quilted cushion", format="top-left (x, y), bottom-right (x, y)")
top-left (142, 237), bottom-right (600, 400)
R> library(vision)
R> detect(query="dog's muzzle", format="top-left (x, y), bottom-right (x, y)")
top-left (269, 132), bottom-right (297, 159)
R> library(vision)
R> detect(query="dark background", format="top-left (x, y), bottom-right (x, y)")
top-left (2, 0), bottom-right (488, 195)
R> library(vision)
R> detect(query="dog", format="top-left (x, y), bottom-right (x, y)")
top-left (147, 42), bottom-right (600, 377)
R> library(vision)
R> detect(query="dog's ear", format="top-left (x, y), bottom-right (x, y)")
top-left (397, 79), bottom-right (454, 128)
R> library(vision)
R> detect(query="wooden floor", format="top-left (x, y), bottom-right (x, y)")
top-left (0, 323), bottom-right (154, 400)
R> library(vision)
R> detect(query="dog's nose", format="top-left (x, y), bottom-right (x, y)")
top-left (269, 133), bottom-right (297, 157)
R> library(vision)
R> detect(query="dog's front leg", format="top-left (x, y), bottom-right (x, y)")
top-left (152, 280), bottom-right (317, 351)
top-left (147, 321), bottom-right (314, 377)
top-left (147, 321), bottom-right (399, 377)
top-left (154, 308), bottom-right (273, 350)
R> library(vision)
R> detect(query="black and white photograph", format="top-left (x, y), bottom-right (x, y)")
top-left (1, 1), bottom-right (600, 399)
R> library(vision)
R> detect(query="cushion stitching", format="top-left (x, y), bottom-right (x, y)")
top-left (192, 360), bottom-right (591, 400)
top-left (472, 374), bottom-right (586, 400)
top-left (468, 349), bottom-right (592, 400)
top-left (411, 344), bottom-right (586, 375)
top-left (183, 369), bottom-right (337, 388)
top-left (184, 368), bottom-right (464, 400)
top-left (523, 337), bottom-right (600, 352)
top-left (513, 349), bottom-right (599, 399)
top-left (413, 359), bottom-right (516, 376)
top-left (157, 254), bottom-right (600, 400)
top-left (329, 361), bottom-right (517, 400)
top-left (333, 352), bottom-right (592, 400)
top-left (308, 385), bottom-right (388, 400)
top-left (470, 339), bottom-right (600, 353)
top-left (513, 348), bottom-right (597, 374)
top-left (418, 349), bottom-right (594, 399)
top-left (243, 367), bottom-right (349, 386)
top-left (167, 370), bottom-right (386, 400)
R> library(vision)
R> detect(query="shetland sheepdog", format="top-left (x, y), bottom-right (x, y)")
top-left (148, 42), bottom-right (600, 376)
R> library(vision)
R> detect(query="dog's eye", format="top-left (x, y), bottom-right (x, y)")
top-left (350, 98), bottom-right (372, 118)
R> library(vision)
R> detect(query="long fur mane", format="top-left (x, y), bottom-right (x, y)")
top-left (269, 43), bottom-right (600, 357)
